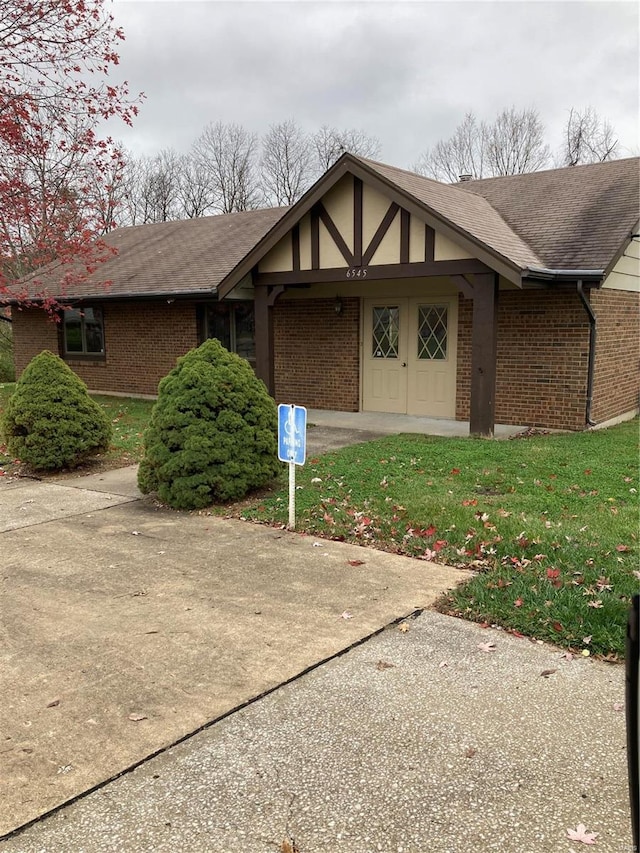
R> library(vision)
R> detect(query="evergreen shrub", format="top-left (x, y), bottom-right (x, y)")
top-left (1, 350), bottom-right (112, 470)
top-left (137, 338), bottom-right (280, 509)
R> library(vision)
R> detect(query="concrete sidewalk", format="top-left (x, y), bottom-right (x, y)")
top-left (0, 465), bottom-right (469, 839)
top-left (1, 612), bottom-right (629, 853)
top-left (0, 464), bottom-right (631, 852)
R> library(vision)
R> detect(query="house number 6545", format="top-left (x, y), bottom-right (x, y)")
top-left (346, 267), bottom-right (368, 278)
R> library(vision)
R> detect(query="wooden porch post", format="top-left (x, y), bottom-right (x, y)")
top-left (254, 284), bottom-right (274, 395)
top-left (254, 283), bottom-right (286, 396)
top-left (470, 273), bottom-right (499, 437)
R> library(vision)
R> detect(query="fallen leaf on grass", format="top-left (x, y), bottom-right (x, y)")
top-left (513, 598), bottom-right (523, 608)
top-left (376, 660), bottom-right (395, 670)
top-left (128, 713), bottom-right (148, 722)
top-left (539, 669), bottom-right (557, 678)
top-left (566, 823), bottom-right (598, 844)
top-left (616, 544), bottom-right (630, 552)
top-left (347, 559), bottom-right (365, 567)
top-left (477, 642), bottom-right (496, 653)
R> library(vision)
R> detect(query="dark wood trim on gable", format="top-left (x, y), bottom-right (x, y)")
top-left (400, 209), bottom-right (410, 264)
top-left (425, 225), bottom-right (435, 261)
top-left (216, 154), bottom-right (522, 299)
top-left (311, 207), bottom-right (320, 270)
top-left (318, 203), bottom-right (354, 266)
top-left (292, 224), bottom-right (300, 272)
top-left (362, 202), bottom-right (399, 266)
top-left (255, 258), bottom-right (490, 287)
top-left (353, 177), bottom-right (363, 266)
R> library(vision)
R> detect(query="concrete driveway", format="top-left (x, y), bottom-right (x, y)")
top-left (0, 463), bottom-right (468, 837)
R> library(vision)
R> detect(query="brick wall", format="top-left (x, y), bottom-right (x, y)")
top-left (14, 288), bottom-right (634, 430)
top-left (590, 288), bottom-right (640, 423)
top-left (274, 297), bottom-right (360, 410)
top-left (12, 309), bottom-right (60, 375)
top-left (13, 301), bottom-right (199, 396)
top-left (456, 290), bottom-right (591, 430)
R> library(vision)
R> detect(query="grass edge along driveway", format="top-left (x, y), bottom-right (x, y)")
top-left (1, 382), bottom-right (638, 658)
top-left (233, 420), bottom-right (639, 659)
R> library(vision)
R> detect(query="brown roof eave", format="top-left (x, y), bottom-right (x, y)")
top-left (2, 287), bottom-right (220, 306)
top-left (218, 154), bottom-right (524, 297)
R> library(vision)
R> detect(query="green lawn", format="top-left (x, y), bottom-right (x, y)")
top-left (236, 421), bottom-right (639, 658)
top-left (1, 378), bottom-right (637, 657)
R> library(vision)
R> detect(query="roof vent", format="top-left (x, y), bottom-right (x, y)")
top-left (458, 174), bottom-right (473, 182)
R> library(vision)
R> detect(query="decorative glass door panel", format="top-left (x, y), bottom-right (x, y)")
top-left (417, 305), bottom-right (448, 360)
top-left (372, 306), bottom-right (400, 358)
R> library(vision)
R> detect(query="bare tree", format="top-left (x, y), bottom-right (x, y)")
top-left (194, 122), bottom-right (261, 213)
top-left (485, 107), bottom-right (550, 175)
top-left (261, 119), bottom-right (314, 205)
top-left (415, 108), bottom-right (550, 181)
top-left (312, 125), bottom-right (381, 174)
top-left (118, 148), bottom-right (184, 224)
top-left (414, 112), bottom-right (487, 181)
top-left (176, 151), bottom-right (218, 218)
top-left (560, 107), bottom-right (619, 166)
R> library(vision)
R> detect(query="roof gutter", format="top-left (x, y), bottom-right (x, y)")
top-left (523, 266), bottom-right (604, 283)
top-left (576, 280), bottom-right (597, 428)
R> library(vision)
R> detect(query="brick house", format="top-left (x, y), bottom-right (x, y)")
top-left (8, 154), bottom-right (640, 435)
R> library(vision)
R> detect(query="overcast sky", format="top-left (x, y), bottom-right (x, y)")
top-left (109, 0), bottom-right (639, 169)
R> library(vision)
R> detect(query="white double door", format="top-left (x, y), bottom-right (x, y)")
top-left (362, 296), bottom-right (458, 417)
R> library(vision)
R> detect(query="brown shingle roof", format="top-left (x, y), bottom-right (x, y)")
top-left (12, 155), bottom-right (639, 302)
top-left (355, 157), bottom-right (544, 269)
top-left (19, 206), bottom-right (288, 300)
top-left (456, 157), bottom-right (640, 271)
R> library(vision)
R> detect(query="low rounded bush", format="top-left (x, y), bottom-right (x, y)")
top-left (137, 338), bottom-right (279, 509)
top-left (1, 350), bottom-right (112, 470)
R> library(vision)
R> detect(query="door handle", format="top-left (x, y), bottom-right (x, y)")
top-left (401, 362), bottom-right (407, 367)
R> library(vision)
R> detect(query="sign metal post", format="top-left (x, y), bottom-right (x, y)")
top-left (277, 404), bottom-right (307, 530)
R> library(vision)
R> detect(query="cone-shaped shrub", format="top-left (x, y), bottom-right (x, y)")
top-left (138, 338), bottom-right (280, 509)
top-left (2, 350), bottom-right (112, 471)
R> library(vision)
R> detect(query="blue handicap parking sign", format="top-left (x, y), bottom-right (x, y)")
top-left (278, 404), bottom-right (307, 465)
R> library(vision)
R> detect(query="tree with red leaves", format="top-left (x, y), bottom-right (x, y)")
top-left (0, 0), bottom-right (142, 306)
